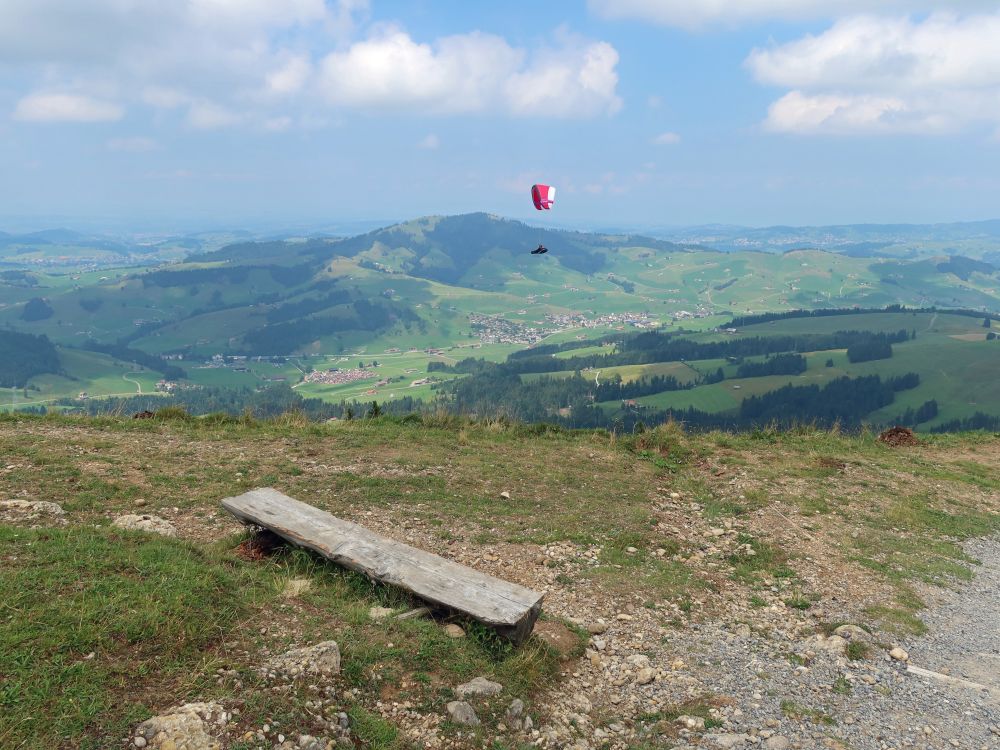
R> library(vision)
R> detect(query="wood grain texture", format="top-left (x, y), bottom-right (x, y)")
top-left (221, 487), bottom-right (544, 643)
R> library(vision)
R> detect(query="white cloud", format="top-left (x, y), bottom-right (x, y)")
top-left (3, 2), bottom-right (614, 126)
top-left (13, 93), bottom-right (123, 122)
top-left (748, 12), bottom-right (1000, 135)
top-left (418, 134), bottom-right (440, 149)
top-left (317, 28), bottom-right (621, 117)
top-left (187, 101), bottom-right (242, 129)
top-left (107, 136), bottom-right (159, 152)
top-left (652, 131), bottom-right (681, 144)
top-left (505, 40), bottom-right (621, 117)
top-left (264, 56), bottom-right (312, 96)
top-left (588, 1), bottom-right (997, 29)
top-left (1, 0), bottom-right (366, 126)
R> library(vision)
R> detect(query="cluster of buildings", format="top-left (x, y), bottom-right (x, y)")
top-left (543, 311), bottom-right (661, 330)
top-left (301, 368), bottom-right (375, 386)
top-left (468, 313), bottom-right (550, 345)
top-left (469, 310), bottom-right (666, 345)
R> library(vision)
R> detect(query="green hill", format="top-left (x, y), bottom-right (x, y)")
top-left (0, 215), bottom-right (998, 424)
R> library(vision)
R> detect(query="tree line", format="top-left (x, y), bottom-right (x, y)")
top-left (0, 331), bottom-right (61, 387)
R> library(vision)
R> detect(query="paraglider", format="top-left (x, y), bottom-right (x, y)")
top-left (531, 184), bottom-right (555, 211)
top-left (530, 183), bottom-right (555, 255)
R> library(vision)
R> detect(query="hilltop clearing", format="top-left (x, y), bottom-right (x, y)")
top-left (1, 415), bottom-right (998, 749)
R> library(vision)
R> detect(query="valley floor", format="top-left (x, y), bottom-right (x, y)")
top-left (0, 415), bottom-right (998, 750)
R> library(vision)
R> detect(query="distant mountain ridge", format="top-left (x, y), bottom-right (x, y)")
top-left (194, 212), bottom-right (698, 286)
top-left (655, 219), bottom-right (1000, 263)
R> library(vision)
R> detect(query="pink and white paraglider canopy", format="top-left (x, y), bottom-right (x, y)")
top-left (531, 184), bottom-right (556, 211)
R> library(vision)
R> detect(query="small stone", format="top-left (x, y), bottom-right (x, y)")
top-left (586, 621), bottom-right (608, 635)
top-left (764, 737), bottom-right (790, 750)
top-left (444, 624), bottom-right (465, 638)
top-left (615, 613), bottom-right (633, 622)
top-left (636, 667), bottom-right (655, 685)
top-left (625, 546), bottom-right (638, 554)
top-left (507, 699), bottom-right (524, 720)
top-left (368, 606), bottom-right (395, 621)
top-left (500, 491), bottom-right (511, 500)
top-left (133, 737), bottom-right (147, 748)
top-left (134, 702), bottom-right (225, 750)
top-left (706, 734), bottom-right (749, 749)
top-left (112, 514), bottom-right (177, 537)
top-left (889, 647), bottom-right (909, 661)
top-left (676, 715), bottom-right (706, 731)
top-left (134, 499), bottom-right (147, 507)
top-left (455, 676), bottom-right (503, 699)
top-left (446, 701), bottom-right (480, 726)
top-left (264, 641), bottom-right (341, 679)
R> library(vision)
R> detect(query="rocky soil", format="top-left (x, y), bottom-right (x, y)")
top-left (125, 525), bottom-right (999, 750)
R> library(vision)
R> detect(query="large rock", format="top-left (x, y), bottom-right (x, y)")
top-left (0, 499), bottom-right (65, 524)
top-left (134, 701), bottom-right (227, 750)
top-left (833, 624), bottom-right (869, 642)
top-left (455, 676), bottom-right (503, 699)
top-left (264, 641), bottom-right (341, 680)
top-left (446, 701), bottom-right (480, 726)
top-left (764, 736), bottom-right (790, 750)
top-left (113, 514), bottom-right (177, 537)
top-left (705, 734), bottom-right (749, 749)
top-left (804, 634), bottom-right (847, 654)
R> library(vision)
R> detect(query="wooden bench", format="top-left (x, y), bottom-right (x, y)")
top-left (221, 487), bottom-right (544, 644)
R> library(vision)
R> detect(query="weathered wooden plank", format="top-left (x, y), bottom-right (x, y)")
top-left (221, 487), bottom-right (544, 644)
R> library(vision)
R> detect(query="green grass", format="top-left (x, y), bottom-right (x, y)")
top-left (1, 415), bottom-right (998, 747)
top-left (780, 699), bottom-right (836, 725)
top-left (0, 525), bottom-right (259, 749)
top-left (0, 523), bottom-right (579, 750)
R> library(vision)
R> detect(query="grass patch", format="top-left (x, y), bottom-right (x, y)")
top-left (864, 605), bottom-right (928, 637)
top-left (0, 524), bottom-right (576, 750)
top-left (346, 706), bottom-right (402, 749)
top-left (832, 677), bottom-right (852, 696)
top-left (845, 641), bottom-right (870, 661)
top-left (780, 699), bottom-right (836, 725)
top-left (0, 525), bottom-right (261, 749)
top-left (728, 534), bottom-right (794, 585)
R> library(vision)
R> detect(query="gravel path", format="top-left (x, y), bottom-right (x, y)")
top-left (904, 538), bottom-right (1000, 703)
top-left (531, 538), bottom-right (1000, 750)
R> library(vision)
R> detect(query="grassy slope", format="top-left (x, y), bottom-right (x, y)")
top-left (2, 348), bottom-right (163, 411)
top-left (1, 415), bottom-right (998, 748)
top-left (578, 312), bottom-right (1000, 425)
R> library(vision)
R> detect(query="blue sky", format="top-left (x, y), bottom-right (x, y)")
top-left (2, 0), bottom-right (1000, 232)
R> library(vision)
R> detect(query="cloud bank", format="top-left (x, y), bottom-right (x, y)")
top-left (747, 12), bottom-right (1000, 135)
top-left (588, 1), bottom-right (997, 28)
top-left (2, 0), bottom-right (620, 127)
